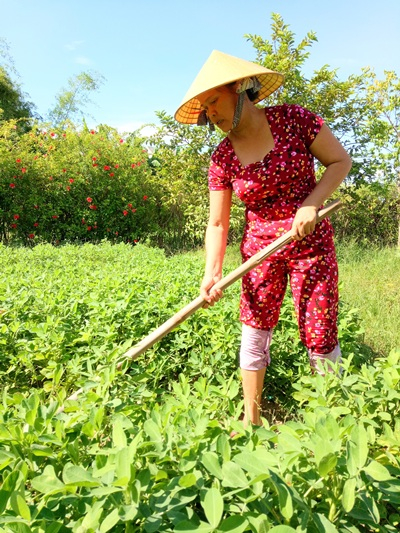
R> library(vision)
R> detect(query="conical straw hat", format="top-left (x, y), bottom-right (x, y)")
top-left (174, 50), bottom-right (284, 124)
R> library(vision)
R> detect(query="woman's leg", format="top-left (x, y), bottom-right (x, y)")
top-left (289, 248), bottom-right (341, 373)
top-left (240, 368), bottom-right (267, 426)
top-left (239, 324), bottom-right (272, 426)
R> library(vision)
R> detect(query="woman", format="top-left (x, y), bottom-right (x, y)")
top-left (174, 50), bottom-right (352, 426)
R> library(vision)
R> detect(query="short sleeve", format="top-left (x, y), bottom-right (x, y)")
top-left (288, 104), bottom-right (324, 147)
top-left (208, 151), bottom-right (232, 191)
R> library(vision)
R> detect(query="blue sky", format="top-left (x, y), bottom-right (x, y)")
top-left (1, 0), bottom-right (399, 132)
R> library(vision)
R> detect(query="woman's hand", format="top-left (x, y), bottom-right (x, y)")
top-left (291, 205), bottom-right (318, 241)
top-left (200, 274), bottom-right (223, 307)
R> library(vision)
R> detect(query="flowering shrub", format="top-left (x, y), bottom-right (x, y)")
top-left (0, 120), bottom-right (164, 245)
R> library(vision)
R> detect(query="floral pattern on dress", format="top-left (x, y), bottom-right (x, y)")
top-left (208, 104), bottom-right (339, 354)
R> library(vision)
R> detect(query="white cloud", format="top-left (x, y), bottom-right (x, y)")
top-left (64, 40), bottom-right (84, 51)
top-left (75, 56), bottom-right (91, 65)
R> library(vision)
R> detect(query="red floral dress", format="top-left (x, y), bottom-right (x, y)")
top-left (208, 104), bottom-right (339, 355)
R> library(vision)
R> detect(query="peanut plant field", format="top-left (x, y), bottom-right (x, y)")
top-left (0, 242), bottom-right (399, 532)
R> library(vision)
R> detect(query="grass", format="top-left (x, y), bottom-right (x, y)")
top-left (336, 240), bottom-right (400, 356)
top-left (217, 240), bottom-right (400, 358)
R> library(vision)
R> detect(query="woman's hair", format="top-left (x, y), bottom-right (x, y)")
top-left (246, 88), bottom-right (259, 101)
top-left (225, 80), bottom-right (260, 102)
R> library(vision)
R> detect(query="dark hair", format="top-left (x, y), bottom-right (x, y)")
top-left (225, 81), bottom-right (260, 102)
top-left (246, 88), bottom-right (259, 102)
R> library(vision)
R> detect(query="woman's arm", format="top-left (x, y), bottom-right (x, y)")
top-left (200, 189), bottom-right (232, 305)
top-left (292, 123), bottom-right (352, 240)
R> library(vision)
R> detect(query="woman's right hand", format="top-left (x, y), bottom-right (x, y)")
top-left (200, 274), bottom-right (223, 307)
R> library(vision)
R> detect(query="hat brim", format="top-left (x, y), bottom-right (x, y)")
top-left (174, 50), bottom-right (284, 124)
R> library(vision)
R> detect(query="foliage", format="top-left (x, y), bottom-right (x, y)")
top-left (144, 13), bottom-right (400, 249)
top-left (0, 243), bottom-right (399, 531)
top-left (48, 71), bottom-right (106, 127)
top-left (0, 39), bottom-right (37, 130)
top-left (0, 120), bottom-right (166, 245)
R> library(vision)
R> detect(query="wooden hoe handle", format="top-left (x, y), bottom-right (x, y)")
top-left (117, 200), bottom-right (343, 368)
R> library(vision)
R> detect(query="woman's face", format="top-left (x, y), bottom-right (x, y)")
top-left (198, 84), bottom-right (238, 132)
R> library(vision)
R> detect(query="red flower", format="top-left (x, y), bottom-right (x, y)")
top-left (52, 215), bottom-right (58, 219)
top-left (21, 168), bottom-right (27, 173)
top-left (93, 225), bottom-right (97, 229)
top-left (143, 195), bottom-right (148, 200)
top-left (9, 183), bottom-right (16, 188)
top-left (114, 164), bottom-right (119, 168)
top-left (33, 222), bottom-right (39, 227)
top-left (13, 214), bottom-right (20, 220)
top-left (123, 210), bottom-right (128, 216)
top-left (119, 139), bottom-right (124, 143)
top-left (131, 163), bottom-right (136, 168)
top-left (131, 208), bottom-right (137, 213)
top-left (115, 231), bottom-right (119, 235)
top-left (128, 203), bottom-right (132, 208)
top-left (66, 186), bottom-right (71, 191)
top-left (92, 157), bottom-right (97, 161)
top-left (82, 218), bottom-right (85, 224)
top-left (50, 132), bottom-right (56, 137)
top-left (109, 172), bottom-right (114, 177)
top-left (86, 197), bottom-right (92, 203)
top-left (92, 163), bottom-right (98, 167)
top-left (69, 178), bottom-right (74, 183)
top-left (90, 130), bottom-right (96, 135)
top-left (89, 204), bottom-right (97, 210)
top-left (10, 223), bottom-right (17, 229)
top-left (103, 165), bottom-right (111, 171)
top-left (28, 234), bottom-right (35, 239)
top-left (34, 204), bottom-right (39, 209)
top-left (49, 176), bottom-right (53, 181)
top-left (62, 168), bottom-right (67, 173)
top-left (16, 158), bottom-right (21, 163)
top-left (87, 226), bottom-right (92, 231)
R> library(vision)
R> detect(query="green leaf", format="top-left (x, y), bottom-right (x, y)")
top-left (275, 482), bottom-right (293, 520)
top-left (342, 477), bottom-right (356, 512)
top-left (0, 489), bottom-right (12, 515)
top-left (246, 514), bottom-right (270, 533)
top-left (201, 452), bottom-right (223, 479)
top-left (112, 417), bottom-right (127, 448)
top-left (364, 460), bottom-right (392, 481)
top-left (175, 520), bottom-right (214, 532)
top-left (31, 465), bottom-right (65, 494)
top-left (99, 509), bottom-right (120, 533)
top-left (221, 461), bottom-right (248, 488)
top-left (312, 513), bottom-right (339, 532)
top-left (62, 463), bottom-right (100, 487)
top-left (217, 515), bottom-right (248, 533)
top-left (143, 418), bottom-right (163, 451)
top-left (233, 449), bottom-right (276, 475)
top-left (179, 473), bottom-right (197, 488)
top-left (201, 488), bottom-right (223, 528)
top-left (268, 526), bottom-right (297, 533)
top-left (349, 424), bottom-right (369, 470)
top-left (318, 453), bottom-right (337, 477)
top-left (3, 470), bottom-right (21, 492)
top-left (14, 494), bottom-right (31, 521)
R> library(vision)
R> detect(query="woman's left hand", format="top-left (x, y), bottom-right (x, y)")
top-left (291, 205), bottom-right (318, 241)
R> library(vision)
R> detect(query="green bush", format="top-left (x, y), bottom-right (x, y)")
top-left (0, 120), bottom-right (164, 245)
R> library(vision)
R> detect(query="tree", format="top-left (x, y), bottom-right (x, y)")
top-left (0, 39), bottom-right (36, 129)
top-left (355, 70), bottom-right (400, 245)
top-left (48, 71), bottom-right (105, 127)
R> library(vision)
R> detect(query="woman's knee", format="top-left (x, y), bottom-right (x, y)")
top-left (239, 324), bottom-right (273, 371)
